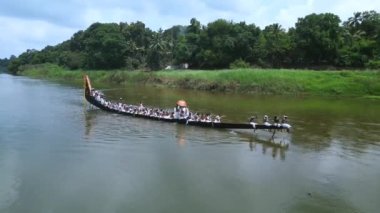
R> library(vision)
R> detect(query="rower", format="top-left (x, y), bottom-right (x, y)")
top-left (281, 115), bottom-right (291, 132)
top-left (249, 116), bottom-right (256, 123)
top-left (273, 115), bottom-right (280, 127)
top-left (249, 116), bottom-right (257, 129)
top-left (206, 114), bottom-right (212, 122)
top-left (263, 115), bottom-right (271, 126)
top-left (214, 115), bottom-right (221, 123)
top-left (139, 102), bottom-right (144, 110)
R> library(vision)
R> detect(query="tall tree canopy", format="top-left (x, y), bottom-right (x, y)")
top-left (341, 11), bottom-right (380, 67)
top-left (7, 11), bottom-right (380, 73)
top-left (293, 13), bottom-right (342, 66)
top-left (83, 23), bottom-right (128, 69)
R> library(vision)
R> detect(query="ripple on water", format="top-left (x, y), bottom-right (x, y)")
top-left (329, 122), bottom-right (380, 161)
top-left (0, 151), bottom-right (21, 211)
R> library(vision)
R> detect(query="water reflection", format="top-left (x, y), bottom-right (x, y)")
top-left (84, 110), bottom-right (94, 138)
top-left (83, 107), bottom-right (290, 161)
top-left (0, 151), bottom-right (20, 211)
top-left (175, 126), bottom-right (187, 147)
top-left (293, 117), bottom-right (380, 157)
top-left (240, 133), bottom-right (288, 160)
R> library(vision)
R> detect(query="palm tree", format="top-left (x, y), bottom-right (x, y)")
top-left (147, 30), bottom-right (171, 70)
top-left (347, 12), bottom-right (362, 29)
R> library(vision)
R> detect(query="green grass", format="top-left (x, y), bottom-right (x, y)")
top-left (362, 95), bottom-right (380, 100)
top-left (154, 68), bottom-right (380, 96)
top-left (19, 64), bottom-right (380, 97)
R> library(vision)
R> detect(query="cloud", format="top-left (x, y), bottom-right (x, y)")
top-left (0, 0), bottom-right (87, 28)
top-left (330, 0), bottom-right (380, 21)
top-left (275, 0), bottom-right (380, 28)
top-left (0, 16), bottom-right (77, 58)
top-left (275, 0), bottom-right (315, 28)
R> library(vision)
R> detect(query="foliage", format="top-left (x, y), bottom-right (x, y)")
top-left (147, 30), bottom-right (172, 70)
top-left (366, 59), bottom-right (380, 69)
top-left (341, 11), bottom-right (380, 67)
top-left (0, 57), bottom-right (12, 72)
top-left (196, 20), bottom-right (261, 68)
top-left (6, 10), bottom-right (380, 72)
top-left (230, 59), bottom-right (250, 69)
top-left (293, 13), bottom-right (342, 66)
top-left (83, 23), bottom-right (128, 69)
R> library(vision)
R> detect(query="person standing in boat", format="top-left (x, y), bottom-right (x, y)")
top-left (175, 100), bottom-right (188, 119)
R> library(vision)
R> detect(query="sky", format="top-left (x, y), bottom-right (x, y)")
top-left (0, 0), bottom-right (379, 58)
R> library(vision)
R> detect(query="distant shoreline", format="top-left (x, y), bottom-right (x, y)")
top-left (17, 63), bottom-right (380, 98)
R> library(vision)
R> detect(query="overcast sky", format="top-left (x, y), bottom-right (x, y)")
top-left (0, 0), bottom-right (379, 58)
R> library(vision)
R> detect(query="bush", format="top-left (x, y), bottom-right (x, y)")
top-left (365, 59), bottom-right (380, 69)
top-left (57, 51), bottom-right (85, 70)
top-left (229, 59), bottom-right (250, 69)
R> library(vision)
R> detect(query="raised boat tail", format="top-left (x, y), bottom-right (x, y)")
top-left (83, 75), bottom-right (92, 97)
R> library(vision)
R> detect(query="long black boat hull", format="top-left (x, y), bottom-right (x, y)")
top-left (83, 75), bottom-right (291, 131)
top-left (85, 94), bottom-right (290, 130)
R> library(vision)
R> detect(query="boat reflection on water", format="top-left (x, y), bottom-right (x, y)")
top-left (234, 130), bottom-right (289, 160)
top-left (175, 126), bottom-right (187, 147)
top-left (83, 104), bottom-right (289, 160)
top-left (232, 128), bottom-right (291, 147)
top-left (84, 110), bottom-right (95, 138)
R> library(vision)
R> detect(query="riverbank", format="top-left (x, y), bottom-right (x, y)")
top-left (18, 63), bottom-right (380, 97)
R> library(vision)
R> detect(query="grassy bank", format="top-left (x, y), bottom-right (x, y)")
top-left (19, 63), bottom-right (380, 97)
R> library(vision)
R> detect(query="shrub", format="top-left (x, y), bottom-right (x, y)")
top-left (229, 59), bottom-right (250, 69)
top-left (365, 59), bottom-right (380, 69)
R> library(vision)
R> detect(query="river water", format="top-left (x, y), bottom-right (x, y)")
top-left (0, 73), bottom-right (379, 213)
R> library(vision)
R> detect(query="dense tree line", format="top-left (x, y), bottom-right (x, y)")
top-left (6, 11), bottom-right (380, 73)
top-left (0, 57), bottom-right (11, 72)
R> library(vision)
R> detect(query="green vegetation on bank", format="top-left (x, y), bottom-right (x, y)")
top-left (6, 10), bottom-right (380, 74)
top-left (20, 64), bottom-right (380, 97)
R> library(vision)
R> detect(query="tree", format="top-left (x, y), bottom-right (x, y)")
top-left (341, 11), bottom-right (380, 67)
top-left (69, 30), bottom-right (85, 52)
top-left (163, 25), bottom-right (186, 65)
top-left (198, 19), bottom-right (236, 68)
top-left (57, 51), bottom-right (85, 69)
top-left (232, 22), bottom-right (261, 65)
top-left (6, 11), bottom-right (380, 71)
top-left (184, 18), bottom-right (202, 68)
top-left (261, 24), bottom-right (293, 67)
top-left (294, 13), bottom-right (343, 66)
top-left (0, 57), bottom-right (10, 72)
top-left (121, 21), bottom-right (153, 70)
top-left (147, 30), bottom-right (171, 70)
top-left (83, 23), bottom-right (128, 69)
top-left (196, 19), bottom-right (261, 68)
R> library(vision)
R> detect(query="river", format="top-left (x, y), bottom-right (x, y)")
top-left (0, 73), bottom-right (379, 213)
